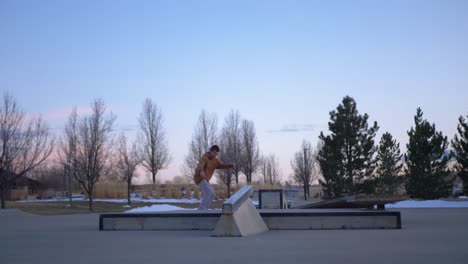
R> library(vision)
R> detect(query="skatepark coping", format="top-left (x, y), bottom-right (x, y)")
top-left (222, 185), bottom-right (254, 215)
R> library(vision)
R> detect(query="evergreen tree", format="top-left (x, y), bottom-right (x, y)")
top-left (405, 108), bottom-right (451, 199)
top-left (317, 138), bottom-right (345, 198)
top-left (375, 132), bottom-right (403, 195)
top-left (318, 96), bottom-right (379, 197)
top-left (452, 115), bottom-right (468, 195)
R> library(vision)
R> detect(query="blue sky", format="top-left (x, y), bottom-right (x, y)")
top-left (1, 0), bottom-right (467, 183)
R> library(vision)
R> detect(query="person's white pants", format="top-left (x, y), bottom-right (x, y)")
top-left (198, 180), bottom-right (214, 210)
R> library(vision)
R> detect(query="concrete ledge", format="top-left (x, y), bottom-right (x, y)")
top-left (212, 185), bottom-right (269, 236)
top-left (221, 185), bottom-right (254, 214)
top-left (100, 209), bottom-right (401, 231)
top-left (294, 195), bottom-right (406, 209)
top-left (260, 210), bottom-right (401, 229)
top-left (99, 210), bottom-right (220, 231)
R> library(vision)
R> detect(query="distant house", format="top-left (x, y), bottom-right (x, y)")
top-left (8, 175), bottom-right (47, 200)
top-left (13, 176), bottom-right (46, 194)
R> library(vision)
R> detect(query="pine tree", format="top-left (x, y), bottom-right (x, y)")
top-left (452, 115), bottom-right (468, 195)
top-left (317, 137), bottom-right (345, 198)
top-left (375, 132), bottom-right (403, 195)
top-left (405, 108), bottom-right (451, 199)
top-left (318, 96), bottom-right (379, 197)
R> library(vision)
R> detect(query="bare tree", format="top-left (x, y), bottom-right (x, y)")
top-left (74, 99), bottom-right (115, 212)
top-left (222, 110), bottom-right (242, 184)
top-left (217, 128), bottom-right (235, 197)
top-left (116, 133), bottom-right (142, 206)
top-left (216, 110), bottom-right (243, 197)
top-left (240, 119), bottom-right (260, 184)
top-left (291, 140), bottom-right (319, 200)
top-left (182, 110), bottom-right (218, 179)
top-left (58, 107), bottom-right (78, 207)
top-left (260, 154), bottom-right (281, 185)
top-left (0, 94), bottom-right (54, 209)
top-left (30, 162), bottom-right (64, 190)
top-left (138, 98), bottom-right (171, 197)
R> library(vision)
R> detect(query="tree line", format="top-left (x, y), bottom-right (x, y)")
top-left (0, 95), bottom-right (170, 211)
top-left (0, 94), bottom-right (279, 210)
top-left (182, 110), bottom-right (281, 197)
top-left (317, 96), bottom-right (468, 200)
top-left (1, 93), bottom-right (467, 210)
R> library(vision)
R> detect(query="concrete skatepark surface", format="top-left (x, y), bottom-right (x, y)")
top-left (1, 208), bottom-right (468, 264)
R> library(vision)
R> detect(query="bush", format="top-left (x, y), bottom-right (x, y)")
top-left (93, 182), bottom-right (127, 199)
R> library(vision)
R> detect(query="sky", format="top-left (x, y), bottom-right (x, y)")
top-left (1, 0), bottom-right (468, 183)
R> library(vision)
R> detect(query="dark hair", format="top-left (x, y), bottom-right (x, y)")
top-left (210, 145), bottom-right (220, 152)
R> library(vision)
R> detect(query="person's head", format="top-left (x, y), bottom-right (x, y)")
top-left (208, 145), bottom-right (220, 158)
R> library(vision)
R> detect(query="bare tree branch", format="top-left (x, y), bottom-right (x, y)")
top-left (0, 93), bottom-right (54, 209)
top-left (216, 110), bottom-right (244, 197)
top-left (182, 110), bottom-right (218, 179)
top-left (290, 140), bottom-right (320, 200)
top-left (138, 98), bottom-right (171, 196)
top-left (217, 129), bottom-right (234, 197)
top-left (116, 133), bottom-right (142, 206)
top-left (74, 99), bottom-right (115, 211)
top-left (57, 107), bottom-right (78, 206)
top-left (220, 110), bottom-right (242, 184)
top-left (260, 154), bottom-right (281, 185)
top-left (239, 119), bottom-right (260, 184)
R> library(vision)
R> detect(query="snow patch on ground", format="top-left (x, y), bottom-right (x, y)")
top-left (125, 204), bottom-right (196, 213)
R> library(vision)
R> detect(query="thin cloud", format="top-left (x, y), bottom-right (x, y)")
top-left (267, 124), bottom-right (317, 133)
top-left (42, 106), bottom-right (92, 120)
top-left (118, 124), bottom-right (139, 132)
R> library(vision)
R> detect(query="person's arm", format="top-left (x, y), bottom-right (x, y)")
top-left (196, 157), bottom-right (208, 179)
top-left (216, 159), bottom-right (234, 169)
